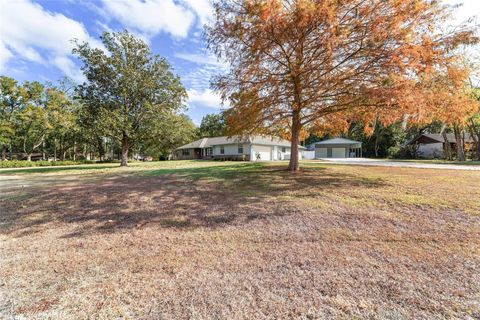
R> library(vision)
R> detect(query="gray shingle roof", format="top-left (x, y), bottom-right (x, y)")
top-left (175, 138), bottom-right (209, 149)
top-left (407, 133), bottom-right (475, 145)
top-left (176, 135), bottom-right (306, 150)
top-left (314, 138), bottom-right (362, 146)
top-left (420, 133), bottom-right (474, 143)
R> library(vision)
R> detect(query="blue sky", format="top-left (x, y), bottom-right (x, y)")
top-left (0, 0), bottom-right (479, 126)
top-left (0, 0), bottom-right (226, 126)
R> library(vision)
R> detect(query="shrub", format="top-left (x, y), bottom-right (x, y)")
top-left (387, 145), bottom-right (420, 159)
top-left (0, 159), bottom-right (96, 168)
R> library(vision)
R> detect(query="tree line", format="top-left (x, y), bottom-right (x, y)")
top-left (198, 109), bottom-right (480, 161)
top-left (3, 0), bottom-right (480, 170)
top-left (1, 31), bottom-right (198, 165)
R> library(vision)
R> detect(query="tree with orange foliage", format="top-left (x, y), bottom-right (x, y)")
top-left (207, 0), bottom-right (478, 171)
top-left (468, 88), bottom-right (480, 160)
top-left (411, 59), bottom-right (479, 161)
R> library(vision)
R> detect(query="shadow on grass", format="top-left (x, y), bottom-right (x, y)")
top-left (140, 162), bottom-right (262, 180)
top-left (0, 162), bottom-right (388, 238)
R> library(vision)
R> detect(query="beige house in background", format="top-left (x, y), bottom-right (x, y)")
top-left (408, 133), bottom-right (475, 158)
top-left (175, 136), bottom-right (306, 161)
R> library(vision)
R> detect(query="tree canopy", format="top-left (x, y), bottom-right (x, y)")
top-left (198, 113), bottom-right (226, 137)
top-left (207, 0), bottom-right (478, 170)
top-left (73, 31), bottom-right (188, 166)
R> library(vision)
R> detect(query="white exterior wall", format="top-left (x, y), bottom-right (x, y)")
top-left (212, 143), bottom-right (250, 156)
top-left (251, 145), bottom-right (272, 161)
top-left (302, 150), bottom-right (315, 160)
top-left (315, 148), bottom-right (328, 158)
top-left (276, 147), bottom-right (291, 160)
top-left (332, 147), bottom-right (346, 158)
top-left (418, 143), bottom-right (443, 158)
top-left (283, 152), bottom-right (303, 160)
top-left (210, 143), bottom-right (302, 161)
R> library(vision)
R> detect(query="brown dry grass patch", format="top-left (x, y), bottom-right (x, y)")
top-left (0, 161), bottom-right (479, 319)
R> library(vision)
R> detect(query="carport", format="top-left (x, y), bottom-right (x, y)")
top-left (313, 138), bottom-right (362, 158)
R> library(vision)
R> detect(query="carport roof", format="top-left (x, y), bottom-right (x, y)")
top-left (314, 138), bottom-right (362, 146)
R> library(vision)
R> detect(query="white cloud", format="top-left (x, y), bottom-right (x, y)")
top-left (444, 0), bottom-right (480, 24)
top-left (101, 0), bottom-right (195, 38)
top-left (181, 0), bottom-right (214, 27)
top-left (0, 0), bottom-right (102, 81)
top-left (52, 56), bottom-right (86, 83)
top-left (176, 51), bottom-right (228, 94)
top-left (192, 118), bottom-right (201, 126)
top-left (99, 0), bottom-right (214, 39)
top-left (187, 88), bottom-right (225, 109)
top-left (0, 43), bottom-right (14, 72)
top-left (175, 52), bottom-right (226, 67)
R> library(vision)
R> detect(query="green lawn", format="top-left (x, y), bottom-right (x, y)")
top-left (1, 161), bottom-right (479, 319)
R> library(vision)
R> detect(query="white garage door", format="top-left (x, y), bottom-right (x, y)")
top-left (332, 147), bottom-right (346, 158)
top-left (315, 148), bottom-right (328, 158)
top-left (253, 145), bottom-right (272, 161)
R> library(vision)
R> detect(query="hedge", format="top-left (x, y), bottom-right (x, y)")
top-left (0, 160), bottom-right (96, 168)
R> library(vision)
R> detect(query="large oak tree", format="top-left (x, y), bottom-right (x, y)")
top-left (207, 0), bottom-right (478, 171)
top-left (73, 31), bottom-right (187, 166)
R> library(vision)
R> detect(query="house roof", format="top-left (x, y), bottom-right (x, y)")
top-left (314, 138), bottom-right (362, 146)
top-left (408, 133), bottom-right (475, 145)
top-left (249, 135), bottom-right (307, 148)
top-left (175, 138), bottom-right (209, 149)
top-left (176, 135), bottom-right (306, 150)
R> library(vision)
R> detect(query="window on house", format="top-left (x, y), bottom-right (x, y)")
top-left (182, 149), bottom-right (189, 156)
top-left (282, 147), bottom-right (286, 152)
top-left (205, 148), bottom-right (212, 156)
top-left (238, 144), bottom-right (243, 154)
top-left (220, 146), bottom-right (225, 154)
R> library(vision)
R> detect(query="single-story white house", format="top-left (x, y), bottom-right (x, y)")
top-left (407, 133), bottom-right (474, 158)
top-left (309, 138), bottom-right (363, 158)
top-left (174, 136), bottom-right (306, 161)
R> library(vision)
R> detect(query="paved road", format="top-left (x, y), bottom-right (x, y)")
top-left (306, 158), bottom-right (480, 171)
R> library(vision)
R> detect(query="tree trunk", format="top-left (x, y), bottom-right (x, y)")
top-left (441, 130), bottom-right (452, 161)
top-left (73, 141), bottom-right (76, 161)
top-left (473, 136), bottom-right (480, 161)
top-left (288, 111), bottom-right (301, 172)
top-left (453, 124), bottom-right (465, 161)
top-left (1, 145), bottom-right (6, 161)
top-left (96, 136), bottom-right (105, 160)
top-left (27, 154), bottom-right (32, 161)
top-left (42, 139), bottom-right (46, 160)
top-left (61, 144), bottom-right (65, 160)
top-left (120, 133), bottom-right (129, 167)
top-left (467, 121), bottom-right (480, 161)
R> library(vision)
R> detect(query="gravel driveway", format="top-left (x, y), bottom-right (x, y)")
top-left (308, 158), bottom-right (480, 171)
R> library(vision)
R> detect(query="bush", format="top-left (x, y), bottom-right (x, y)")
top-left (0, 159), bottom-right (96, 168)
top-left (95, 159), bottom-right (120, 164)
top-left (387, 145), bottom-right (420, 159)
